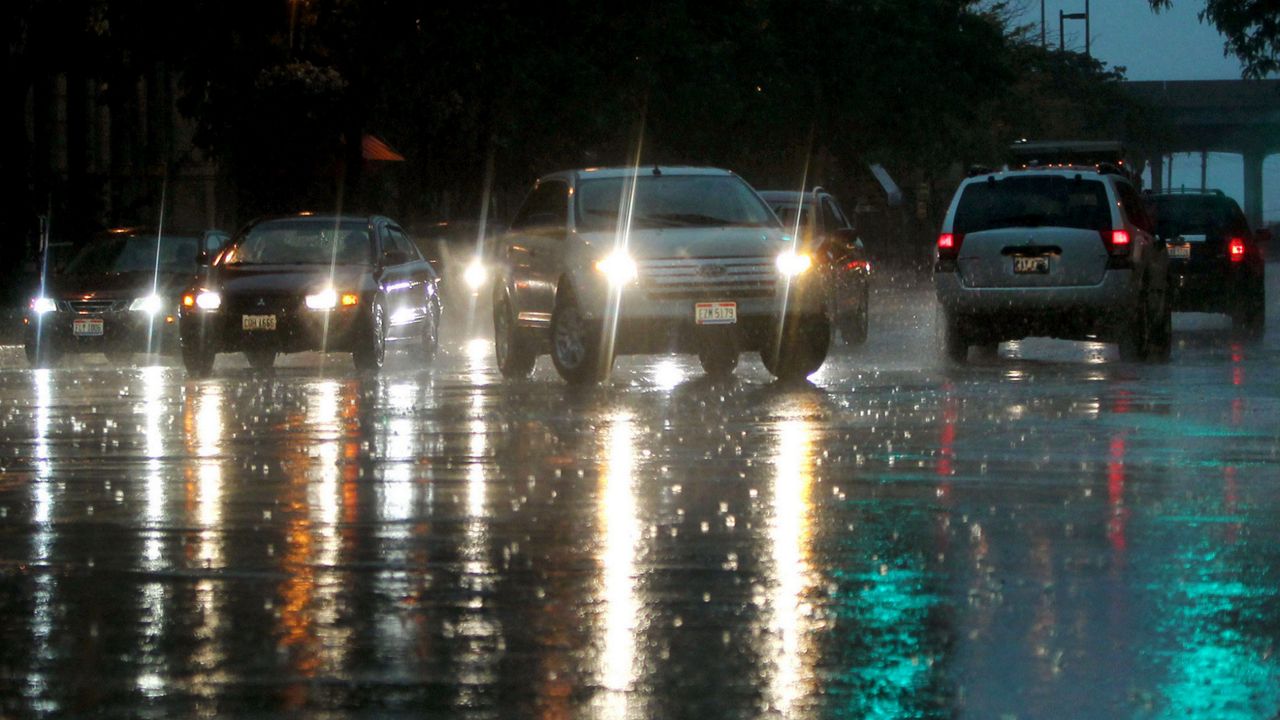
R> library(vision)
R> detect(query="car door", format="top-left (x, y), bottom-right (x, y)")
top-left (502, 179), bottom-right (569, 330)
top-left (378, 221), bottom-right (431, 342)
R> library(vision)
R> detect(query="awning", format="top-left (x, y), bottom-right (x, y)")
top-left (362, 134), bottom-right (405, 161)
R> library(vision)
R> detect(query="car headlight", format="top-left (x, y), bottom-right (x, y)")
top-left (129, 294), bottom-right (165, 315)
top-left (776, 250), bottom-right (813, 277)
top-left (305, 288), bottom-right (359, 310)
top-left (463, 258), bottom-right (488, 291)
top-left (183, 290), bottom-right (222, 310)
top-left (29, 297), bottom-right (57, 315)
top-left (594, 251), bottom-right (638, 286)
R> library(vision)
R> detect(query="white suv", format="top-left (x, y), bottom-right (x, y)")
top-left (934, 167), bottom-right (1170, 362)
top-left (492, 166), bottom-right (832, 383)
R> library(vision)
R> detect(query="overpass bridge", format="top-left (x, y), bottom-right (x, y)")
top-left (1124, 79), bottom-right (1280, 227)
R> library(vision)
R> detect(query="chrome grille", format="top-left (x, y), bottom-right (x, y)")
top-left (68, 299), bottom-right (127, 313)
top-left (639, 256), bottom-right (777, 300)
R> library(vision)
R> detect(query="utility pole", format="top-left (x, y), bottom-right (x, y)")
top-left (1041, 0), bottom-right (1046, 48)
top-left (1060, 3), bottom-right (1090, 57)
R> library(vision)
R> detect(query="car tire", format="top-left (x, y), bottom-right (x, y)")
top-left (182, 344), bottom-right (215, 378)
top-left (420, 302), bottom-right (440, 366)
top-left (352, 300), bottom-right (387, 372)
top-left (1146, 286), bottom-right (1173, 363)
top-left (941, 312), bottom-right (968, 364)
top-left (549, 288), bottom-right (609, 385)
top-left (25, 340), bottom-right (61, 369)
top-left (1118, 282), bottom-right (1153, 362)
top-left (494, 294), bottom-right (537, 378)
top-left (761, 315), bottom-right (830, 381)
top-left (244, 348), bottom-right (276, 370)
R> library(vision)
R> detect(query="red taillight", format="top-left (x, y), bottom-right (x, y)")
top-left (937, 232), bottom-right (963, 258)
top-left (1229, 237), bottom-right (1246, 262)
top-left (1102, 229), bottom-right (1131, 256)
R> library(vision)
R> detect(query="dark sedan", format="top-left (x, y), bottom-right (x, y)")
top-left (178, 214), bottom-right (442, 376)
top-left (23, 227), bottom-right (227, 367)
top-left (758, 188), bottom-right (872, 346)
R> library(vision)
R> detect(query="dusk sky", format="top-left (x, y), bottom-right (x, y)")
top-left (1027, 2), bottom-right (1278, 220)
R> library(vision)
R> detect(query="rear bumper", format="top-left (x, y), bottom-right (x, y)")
top-left (934, 268), bottom-right (1137, 339)
top-left (1169, 261), bottom-right (1263, 312)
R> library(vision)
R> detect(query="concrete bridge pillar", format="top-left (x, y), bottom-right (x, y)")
top-left (1147, 154), bottom-right (1164, 193)
top-left (1243, 149), bottom-right (1265, 229)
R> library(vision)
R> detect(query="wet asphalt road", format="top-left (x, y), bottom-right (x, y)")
top-left (1, 269), bottom-right (1279, 719)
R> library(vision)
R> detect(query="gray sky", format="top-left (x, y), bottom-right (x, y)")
top-left (1023, 2), bottom-right (1279, 222)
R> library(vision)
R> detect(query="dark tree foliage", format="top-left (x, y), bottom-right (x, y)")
top-left (1149, 0), bottom-right (1280, 78)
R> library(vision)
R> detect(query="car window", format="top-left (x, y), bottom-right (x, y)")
top-left (1115, 182), bottom-right (1154, 233)
top-left (768, 200), bottom-right (812, 232)
top-left (1151, 195), bottom-right (1250, 237)
top-left (223, 220), bottom-right (372, 266)
top-left (575, 175), bottom-right (778, 232)
top-left (953, 176), bottom-right (1111, 234)
top-left (385, 226), bottom-right (422, 264)
top-left (821, 197), bottom-right (847, 231)
top-left (63, 234), bottom-right (201, 274)
top-left (511, 181), bottom-right (569, 230)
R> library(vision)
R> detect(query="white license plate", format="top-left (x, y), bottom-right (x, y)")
top-left (1013, 256), bottom-right (1050, 274)
top-left (73, 318), bottom-right (104, 336)
top-left (1168, 243), bottom-right (1191, 259)
top-left (695, 302), bottom-right (737, 325)
top-left (242, 314), bottom-right (277, 331)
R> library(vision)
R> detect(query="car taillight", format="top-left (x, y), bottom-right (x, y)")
top-left (937, 232), bottom-right (963, 258)
top-left (1228, 237), bottom-right (1246, 262)
top-left (1102, 229), bottom-right (1131, 256)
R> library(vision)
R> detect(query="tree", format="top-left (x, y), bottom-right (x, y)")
top-left (1149, 0), bottom-right (1280, 78)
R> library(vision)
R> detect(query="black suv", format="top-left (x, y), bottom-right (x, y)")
top-left (1146, 190), bottom-right (1267, 338)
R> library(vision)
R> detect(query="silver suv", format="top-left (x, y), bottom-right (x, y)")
top-left (492, 166), bottom-right (832, 383)
top-left (934, 167), bottom-right (1170, 362)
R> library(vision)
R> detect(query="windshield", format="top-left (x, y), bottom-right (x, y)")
top-left (62, 234), bottom-right (200, 274)
top-left (954, 176), bottom-right (1111, 234)
top-left (575, 175), bottom-right (778, 231)
top-left (223, 220), bottom-right (371, 266)
top-left (767, 200), bottom-right (813, 231)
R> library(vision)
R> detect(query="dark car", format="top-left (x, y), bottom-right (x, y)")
top-left (758, 187), bottom-right (872, 346)
top-left (1146, 189), bottom-right (1267, 338)
top-left (178, 214), bottom-right (442, 376)
top-left (23, 226), bottom-right (227, 367)
top-left (410, 219), bottom-right (499, 303)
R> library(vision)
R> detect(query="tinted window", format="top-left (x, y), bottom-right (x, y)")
top-left (821, 197), bottom-right (847, 231)
top-left (63, 234), bottom-right (201, 274)
top-left (1150, 195), bottom-right (1249, 237)
top-left (223, 220), bottom-right (371, 266)
top-left (575, 175), bottom-right (778, 232)
top-left (511, 181), bottom-right (568, 230)
top-left (953, 176), bottom-right (1111, 234)
top-left (1116, 182), bottom-right (1154, 233)
top-left (767, 200), bottom-right (813, 231)
top-left (385, 226), bottom-right (421, 263)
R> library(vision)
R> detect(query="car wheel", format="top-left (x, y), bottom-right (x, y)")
top-left (244, 348), bottom-right (276, 370)
top-left (1118, 282), bottom-right (1153, 362)
top-left (494, 294), bottom-right (537, 378)
top-left (1147, 286), bottom-right (1173, 362)
top-left (182, 344), bottom-right (215, 378)
top-left (420, 302), bottom-right (440, 366)
top-left (941, 312), bottom-right (968, 364)
top-left (1231, 283), bottom-right (1265, 341)
top-left (841, 284), bottom-right (870, 347)
top-left (761, 314), bottom-right (830, 381)
top-left (25, 340), bottom-right (61, 369)
top-left (353, 300), bottom-right (387, 372)
top-left (549, 289), bottom-right (608, 385)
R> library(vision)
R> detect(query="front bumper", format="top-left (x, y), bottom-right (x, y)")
top-left (180, 303), bottom-right (368, 355)
top-left (24, 310), bottom-right (181, 355)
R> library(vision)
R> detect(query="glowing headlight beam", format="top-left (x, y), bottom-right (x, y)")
top-left (130, 294), bottom-right (165, 315)
top-left (776, 250), bottom-right (813, 277)
top-left (463, 258), bottom-right (488, 292)
top-left (193, 291), bottom-right (222, 310)
top-left (29, 297), bottom-right (57, 315)
top-left (594, 251), bottom-right (639, 286)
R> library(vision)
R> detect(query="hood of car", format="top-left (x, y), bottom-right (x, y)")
top-left (44, 271), bottom-right (193, 300)
top-left (214, 265), bottom-right (370, 295)
top-left (578, 226), bottom-right (791, 260)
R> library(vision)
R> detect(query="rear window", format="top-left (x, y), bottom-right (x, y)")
top-left (953, 176), bottom-right (1111, 234)
top-left (1150, 196), bottom-right (1247, 237)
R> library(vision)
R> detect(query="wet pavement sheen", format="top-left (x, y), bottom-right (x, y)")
top-left (1, 276), bottom-right (1279, 719)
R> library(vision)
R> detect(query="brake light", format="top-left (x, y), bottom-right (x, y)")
top-left (1229, 237), bottom-right (1246, 262)
top-left (1102, 229), bottom-right (1131, 256)
top-left (937, 232), bottom-right (963, 259)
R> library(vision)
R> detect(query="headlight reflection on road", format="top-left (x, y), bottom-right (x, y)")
top-left (766, 415), bottom-right (819, 716)
top-left (28, 370), bottom-right (54, 708)
top-left (598, 409), bottom-right (640, 717)
top-left (138, 366), bottom-right (169, 698)
top-left (454, 389), bottom-right (500, 706)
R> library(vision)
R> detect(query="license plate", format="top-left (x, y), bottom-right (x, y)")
top-left (695, 302), bottom-right (737, 325)
top-left (1168, 243), bottom-right (1191, 259)
top-left (73, 318), bottom-right (104, 336)
top-left (242, 314), bottom-right (277, 331)
top-left (1013, 256), bottom-right (1050, 274)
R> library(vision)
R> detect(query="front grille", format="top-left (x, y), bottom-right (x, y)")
top-left (225, 294), bottom-right (299, 315)
top-left (69, 299), bottom-right (127, 313)
top-left (639, 256), bottom-right (777, 300)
